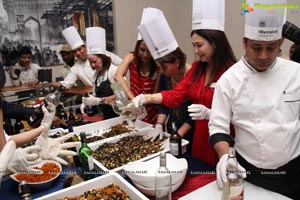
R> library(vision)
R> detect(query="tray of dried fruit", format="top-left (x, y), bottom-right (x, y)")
top-left (35, 172), bottom-right (149, 200)
top-left (73, 116), bottom-right (153, 144)
top-left (89, 129), bottom-right (189, 176)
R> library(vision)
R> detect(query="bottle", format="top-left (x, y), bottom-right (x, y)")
top-left (169, 122), bottom-right (182, 158)
top-left (68, 124), bottom-right (81, 168)
top-left (155, 152), bottom-right (172, 200)
top-left (19, 180), bottom-right (32, 200)
top-left (27, 90), bottom-right (61, 128)
top-left (222, 147), bottom-right (244, 200)
top-left (68, 106), bottom-right (76, 125)
top-left (58, 102), bottom-right (68, 122)
top-left (79, 132), bottom-right (94, 180)
top-left (14, 120), bottom-right (25, 134)
top-left (83, 92), bottom-right (94, 117)
top-left (110, 82), bottom-right (130, 115)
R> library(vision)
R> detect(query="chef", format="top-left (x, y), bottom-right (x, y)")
top-left (208, 0), bottom-right (300, 199)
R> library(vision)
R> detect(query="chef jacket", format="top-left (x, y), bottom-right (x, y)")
top-left (60, 59), bottom-right (96, 89)
top-left (209, 56), bottom-right (300, 169)
top-left (10, 63), bottom-right (41, 86)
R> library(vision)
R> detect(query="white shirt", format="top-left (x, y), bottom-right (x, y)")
top-left (60, 59), bottom-right (96, 89)
top-left (209, 57), bottom-right (300, 169)
top-left (10, 63), bottom-right (41, 86)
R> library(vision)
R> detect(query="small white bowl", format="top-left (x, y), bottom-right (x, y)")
top-left (10, 160), bottom-right (62, 190)
top-left (124, 153), bottom-right (187, 190)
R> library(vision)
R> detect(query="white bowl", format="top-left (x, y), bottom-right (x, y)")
top-left (124, 153), bottom-right (187, 189)
top-left (132, 180), bottom-right (183, 197)
top-left (10, 160), bottom-right (62, 190)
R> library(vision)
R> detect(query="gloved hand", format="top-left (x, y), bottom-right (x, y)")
top-left (143, 124), bottom-right (164, 141)
top-left (188, 104), bottom-right (211, 120)
top-left (132, 94), bottom-right (146, 108)
top-left (0, 141), bottom-right (17, 181)
top-left (8, 145), bottom-right (42, 174)
top-left (82, 94), bottom-right (104, 106)
top-left (35, 132), bottom-right (80, 165)
top-left (216, 154), bottom-right (247, 189)
top-left (40, 104), bottom-right (55, 131)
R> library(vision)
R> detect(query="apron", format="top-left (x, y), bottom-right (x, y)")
top-left (95, 72), bottom-right (118, 119)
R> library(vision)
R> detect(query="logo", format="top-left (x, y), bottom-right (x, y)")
top-left (241, 2), bottom-right (254, 15)
top-left (259, 20), bottom-right (266, 27)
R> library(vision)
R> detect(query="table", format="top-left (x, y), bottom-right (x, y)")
top-left (63, 86), bottom-right (93, 95)
top-left (0, 154), bottom-right (216, 199)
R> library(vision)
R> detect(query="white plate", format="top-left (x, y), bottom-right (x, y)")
top-left (10, 160), bottom-right (62, 190)
top-left (35, 172), bottom-right (149, 200)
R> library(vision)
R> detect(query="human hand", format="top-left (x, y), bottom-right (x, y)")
top-left (82, 94), bottom-right (103, 106)
top-left (132, 94), bottom-right (146, 108)
top-left (188, 104), bottom-right (211, 120)
top-left (0, 141), bottom-right (17, 181)
top-left (8, 145), bottom-right (42, 174)
top-left (144, 124), bottom-right (164, 141)
top-left (40, 104), bottom-right (55, 131)
top-left (216, 154), bottom-right (247, 189)
top-left (35, 132), bottom-right (80, 165)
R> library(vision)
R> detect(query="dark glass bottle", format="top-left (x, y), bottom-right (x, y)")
top-left (83, 92), bottom-right (94, 117)
top-left (68, 124), bottom-right (81, 168)
top-left (169, 122), bottom-right (182, 158)
top-left (19, 180), bottom-right (32, 200)
top-left (14, 120), bottom-right (25, 134)
top-left (27, 90), bottom-right (61, 128)
top-left (68, 107), bottom-right (76, 125)
top-left (79, 132), bottom-right (94, 180)
top-left (58, 102), bottom-right (68, 122)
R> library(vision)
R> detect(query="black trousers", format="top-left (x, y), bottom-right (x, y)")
top-left (237, 153), bottom-right (300, 200)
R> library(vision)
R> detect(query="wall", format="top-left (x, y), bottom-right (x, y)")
top-left (113, 0), bottom-right (300, 63)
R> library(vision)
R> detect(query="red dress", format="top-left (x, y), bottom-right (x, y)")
top-left (161, 61), bottom-right (225, 166)
top-left (129, 53), bottom-right (158, 124)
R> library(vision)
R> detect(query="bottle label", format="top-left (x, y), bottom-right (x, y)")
top-left (88, 155), bottom-right (94, 170)
top-left (170, 143), bottom-right (179, 155)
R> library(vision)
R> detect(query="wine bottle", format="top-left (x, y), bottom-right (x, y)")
top-left (68, 124), bottom-right (81, 168)
top-left (169, 122), bottom-right (182, 158)
top-left (155, 152), bottom-right (172, 200)
top-left (79, 132), bottom-right (95, 180)
top-left (14, 120), bottom-right (25, 134)
top-left (27, 90), bottom-right (61, 128)
top-left (19, 180), bottom-right (32, 200)
top-left (83, 92), bottom-right (94, 117)
top-left (68, 106), bottom-right (76, 125)
top-left (222, 147), bottom-right (244, 200)
top-left (58, 102), bottom-right (68, 122)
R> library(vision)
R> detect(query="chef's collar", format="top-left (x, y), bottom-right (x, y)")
top-left (242, 54), bottom-right (277, 73)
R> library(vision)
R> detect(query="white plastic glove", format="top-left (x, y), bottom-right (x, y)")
top-left (40, 104), bottom-right (55, 131)
top-left (0, 141), bottom-right (17, 182)
top-left (132, 94), bottom-right (146, 108)
top-left (82, 94), bottom-right (104, 106)
top-left (188, 104), bottom-right (211, 120)
top-left (216, 154), bottom-right (247, 189)
top-left (35, 132), bottom-right (80, 165)
top-left (8, 145), bottom-right (42, 174)
top-left (143, 124), bottom-right (164, 141)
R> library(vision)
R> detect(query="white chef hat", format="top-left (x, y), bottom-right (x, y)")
top-left (138, 11), bottom-right (178, 60)
top-left (86, 27), bottom-right (106, 55)
top-left (244, 0), bottom-right (286, 41)
top-left (62, 26), bottom-right (84, 50)
top-left (137, 7), bottom-right (163, 40)
top-left (192, 0), bottom-right (225, 31)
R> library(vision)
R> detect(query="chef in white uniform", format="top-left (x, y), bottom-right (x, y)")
top-left (208, 0), bottom-right (300, 199)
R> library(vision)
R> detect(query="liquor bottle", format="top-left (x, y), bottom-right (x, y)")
top-left (155, 152), bottom-right (172, 200)
top-left (68, 106), bottom-right (76, 125)
top-left (83, 92), bottom-right (94, 117)
top-left (19, 180), bottom-right (32, 200)
top-left (68, 124), bottom-right (81, 168)
top-left (58, 102), bottom-right (68, 122)
top-left (27, 90), bottom-right (61, 128)
top-left (79, 132), bottom-right (94, 180)
top-left (169, 122), bottom-right (182, 158)
top-left (222, 147), bottom-right (244, 200)
top-left (14, 120), bottom-right (25, 134)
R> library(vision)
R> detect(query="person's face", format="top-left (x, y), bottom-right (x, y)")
top-left (73, 45), bottom-right (87, 61)
top-left (191, 33), bottom-right (214, 63)
top-left (156, 59), bottom-right (180, 77)
top-left (243, 38), bottom-right (283, 71)
top-left (19, 54), bottom-right (32, 68)
top-left (138, 41), bottom-right (152, 63)
top-left (60, 51), bottom-right (75, 66)
top-left (88, 54), bottom-right (102, 72)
